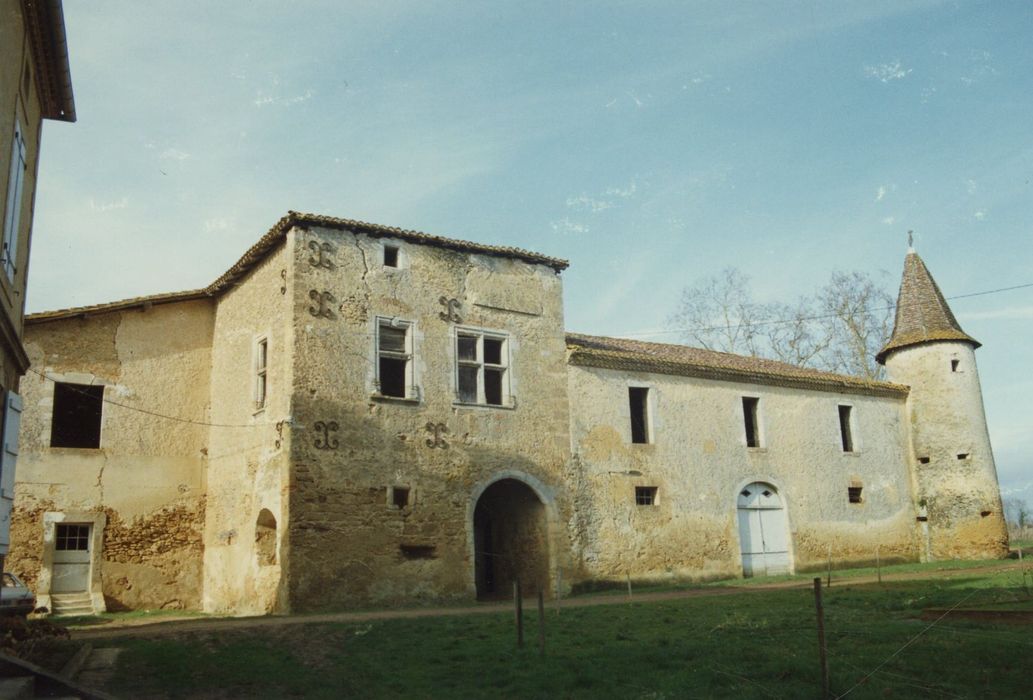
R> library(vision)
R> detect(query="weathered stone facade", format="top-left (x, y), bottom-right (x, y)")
top-left (8, 213), bottom-right (1009, 614)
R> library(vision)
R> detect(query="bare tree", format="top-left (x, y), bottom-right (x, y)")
top-left (668, 267), bottom-right (894, 379)
top-left (815, 271), bottom-right (895, 381)
top-left (1004, 497), bottom-right (1031, 530)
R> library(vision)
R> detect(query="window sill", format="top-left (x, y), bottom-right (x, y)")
top-left (370, 393), bottom-right (421, 406)
top-left (842, 450), bottom-right (861, 457)
top-left (746, 447), bottom-right (768, 454)
top-left (452, 401), bottom-right (516, 411)
top-left (252, 407), bottom-right (267, 417)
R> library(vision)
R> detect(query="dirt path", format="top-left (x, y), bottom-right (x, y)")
top-left (70, 562), bottom-right (1026, 640)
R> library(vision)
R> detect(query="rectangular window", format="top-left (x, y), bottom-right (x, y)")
top-left (742, 397), bottom-right (760, 448)
top-left (2, 119), bottom-right (27, 280)
top-left (377, 318), bottom-right (412, 398)
top-left (254, 338), bottom-right (268, 410)
top-left (838, 405), bottom-right (854, 452)
top-left (629, 387), bottom-right (649, 444)
top-left (848, 486), bottom-right (863, 504)
top-left (383, 245), bottom-right (399, 268)
top-left (635, 486), bottom-right (658, 506)
top-left (50, 383), bottom-right (104, 449)
top-left (391, 486), bottom-right (410, 509)
top-left (455, 330), bottom-right (509, 406)
top-left (55, 523), bottom-right (91, 551)
top-left (950, 359), bottom-right (960, 372)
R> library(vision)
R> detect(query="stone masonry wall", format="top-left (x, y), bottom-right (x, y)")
top-left (287, 225), bottom-right (572, 610)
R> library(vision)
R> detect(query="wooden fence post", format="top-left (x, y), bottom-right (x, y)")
top-left (514, 580), bottom-right (523, 648)
top-left (814, 577), bottom-right (830, 699)
top-left (537, 589), bottom-right (546, 657)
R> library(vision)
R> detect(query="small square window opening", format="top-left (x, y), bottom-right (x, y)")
top-left (50, 383), bottom-right (104, 449)
top-left (957, 453), bottom-right (970, 461)
top-left (383, 245), bottom-right (400, 268)
top-left (55, 523), bottom-right (90, 551)
top-left (392, 486), bottom-right (410, 509)
top-left (635, 486), bottom-right (658, 506)
top-left (918, 456), bottom-right (931, 464)
top-left (629, 387), bottom-right (649, 444)
top-left (742, 397), bottom-right (760, 448)
top-left (848, 486), bottom-right (863, 504)
top-left (951, 359), bottom-right (960, 372)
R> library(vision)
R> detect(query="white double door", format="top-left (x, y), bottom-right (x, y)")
top-left (737, 483), bottom-right (790, 577)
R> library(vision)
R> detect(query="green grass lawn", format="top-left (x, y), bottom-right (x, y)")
top-left (85, 562), bottom-right (1032, 699)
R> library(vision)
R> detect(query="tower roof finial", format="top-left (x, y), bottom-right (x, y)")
top-left (907, 229), bottom-right (914, 252)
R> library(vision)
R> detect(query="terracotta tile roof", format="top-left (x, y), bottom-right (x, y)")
top-left (876, 252), bottom-right (979, 364)
top-left (27, 211), bottom-right (568, 323)
top-left (567, 333), bottom-right (909, 398)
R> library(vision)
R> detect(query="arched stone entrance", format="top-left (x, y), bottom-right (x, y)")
top-left (736, 482), bottom-right (792, 577)
top-left (473, 478), bottom-right (549, 600)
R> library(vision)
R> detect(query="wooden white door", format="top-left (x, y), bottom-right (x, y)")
top-left (52, 523), bottom-right (92, 593)
top-left (737, 483), bottom-right (790, 577)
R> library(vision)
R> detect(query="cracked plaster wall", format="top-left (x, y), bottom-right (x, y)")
top-left (10, 301), bottom-right (211, 610)
top-left (568, 365), bottom-right (921, 585)
top-left (287, 226), bottom-right (572, 610)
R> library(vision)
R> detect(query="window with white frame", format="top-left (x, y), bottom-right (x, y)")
top-left (456, 329), bottom-right (509, 406)
top-left (2, 119), bottom-right (27, 280)
top-left (377, 318), bottom-right (413, 398)
top-left (254, 337), bottom-right (268, 410)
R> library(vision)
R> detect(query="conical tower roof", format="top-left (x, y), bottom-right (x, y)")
top-left (876, 251), bottom-right (980, 364)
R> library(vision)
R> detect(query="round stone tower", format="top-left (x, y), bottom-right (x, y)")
top-left (876, 248), bottom-right (1009, 560)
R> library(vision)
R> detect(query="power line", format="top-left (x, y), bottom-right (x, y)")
top-left (27, 367), bottom-right (267, 429)
top-left (620, 280), bottom-right (1033, 340)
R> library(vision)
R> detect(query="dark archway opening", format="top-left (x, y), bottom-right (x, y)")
top-left (473, 479), bottom-right (548, 600)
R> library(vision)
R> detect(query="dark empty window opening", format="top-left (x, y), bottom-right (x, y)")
top-left (456, 332), bottom-right (508, 406)
top-left (629, 387), bottom-right (649, 444)
top-left (383, 245), bottom-right (399, 268)
top-left (50, 383), bottom-right (104, 449)
top-left (55, 524), bottom-right (90, 551)
top-left (957, 453), bottom-right (970, 461)
top-left (377, 321), bottom-right (410, 398)
top-left (838, 405), bottom-right (854, 452)
top-left (848, 486), bottom-right (863, 504)
top-left (392, 486), bottom-right (410, 509)
top-left (742, 397), bottom-right (760, 448)
top-left (635, 486), bottom-right (658, 506)
top-left (400, 544), bottom-right (436, 559)
top-left (951, 359), bottom-right (960, 372)
top-left (980, 510), bottom-right (992, 518)
top-left (918, 456), bottom-right (931, 464)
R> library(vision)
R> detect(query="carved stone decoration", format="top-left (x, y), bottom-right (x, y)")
top-left (438, 296), bottom-right (462, 324)
top-left (425, 422), bottom-right (448, 449)
top-left (309, 290), bottom-right (336, 319)
top-left (313, 421), bottom-right (339, 450)
top-left (308, 240), bottom-right (335, 270)
top-left (280, 269), bottom-right (287, 295)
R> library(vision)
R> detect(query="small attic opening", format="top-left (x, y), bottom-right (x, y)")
top-left (383, 245), bottom-right (399, 268)
top-left (951, 359), bottom-right (960, 372)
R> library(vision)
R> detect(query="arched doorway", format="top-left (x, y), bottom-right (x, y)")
top-left (737, 482), bottom-right (791, 577)
top-left (473, 478), bottom-right (549, 600)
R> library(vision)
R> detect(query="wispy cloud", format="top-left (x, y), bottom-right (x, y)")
top-left (88, 197), bottom-right (128, 212)
top-left (550, 217), bottom-right (589, 235)
top-left (254, 88), bottom-right (315, 108)
top-left (864, 60), bottom-right (912, 83)
top-left (159, 148), bottom-right (190, 161)
top-left (566, 179), bottom-right (639, 213)
top-left (875, 185), bottom-right (886, 201)
top-left (973, 210), bottom-right (986, 221)
top-left (881, 216), bottom-right (895, 225)
top-left (960, 50), bottom-right (996, 86)
top-left (203, 217), bottom-right (233, 233)
top-left (965, 179), bottom-right (978, 195)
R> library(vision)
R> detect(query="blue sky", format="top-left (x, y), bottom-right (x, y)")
top-left (31, 1), bottom-right (1032, 506)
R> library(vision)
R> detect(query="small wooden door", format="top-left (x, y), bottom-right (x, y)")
top-left (737, 483), bottom-right (791, 577)
top-left (52, 523), bottom-right (92, 593)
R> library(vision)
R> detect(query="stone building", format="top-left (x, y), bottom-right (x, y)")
top-left (0, 0), bottom-right (75, 567)
top-left (7, 211), bottom-right (1008, 615)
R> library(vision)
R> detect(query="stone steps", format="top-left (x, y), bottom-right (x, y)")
top-left (50, 594), bottom-right (94, 617)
